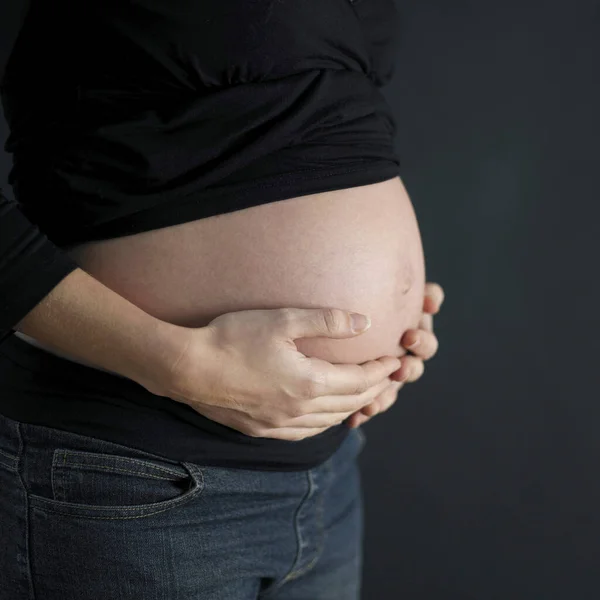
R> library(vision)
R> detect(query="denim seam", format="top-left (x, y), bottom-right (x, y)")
top-left (54, 462), bottom-right (183, 482)
top-left (15, 422), bottom-right (37, 600)
top-left (280, 465), bottom-right (328, 584)
top-left (294, 468), bottom-right (327, 580)
top-left (0, 447), bottom-right (17, 461)
top-left (55, 449), bottom-right (186, 478)
top-left (0, 456), bottom-right (17, 472)
top-left (27, 502), bottom-right (193, 521)
top-left (50, 453), bottom-right (59, 502)
top-left (0, 448), bottom-right (18, 472)
top-left (273, 470), bottom-right (314, 587)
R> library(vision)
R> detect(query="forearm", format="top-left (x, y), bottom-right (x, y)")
top-left (14, 267), bottom-right (182, 394)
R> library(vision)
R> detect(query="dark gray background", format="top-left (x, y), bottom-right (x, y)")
top-left (2, 1), bottom-right (599, 598)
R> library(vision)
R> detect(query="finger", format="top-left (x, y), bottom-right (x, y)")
top-left (349, 380), bottom-right (403, 427)
top-left (204, 373), bottom-right (392, 429)
top-left (418, 312), bottom-right (434, 333)
top-left (401, 328), bottom-right (439, 360)
top-left (376, 381), bottom-right (402, 413)
top-left (360, 380), bottom-right (401, 416)
top-left (262, 427), bottom-right (332, 441)
top-left (193, 406), bottom-right (331, 440)
top-left (279, 377), bottom-right (390, 426)
top-left (284, 410), bottom-right (360, 428)
top-left (306, 355), bottom-right (401, 398)
top-left (389, 355), bottom-right (425, 383)
top-left (359, 400), bottom-right (380, 417)
top-left (348, 413), bottom-right (371, 428)
top-left (213, 406), bottom-right (360, 434)
top-left (304, 376), bottom-right (391, 414)
top-left (423, 282), bottom-right (445, 314)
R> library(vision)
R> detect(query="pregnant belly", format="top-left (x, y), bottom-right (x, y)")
top-left (33, 176), bottom-right (425, 371)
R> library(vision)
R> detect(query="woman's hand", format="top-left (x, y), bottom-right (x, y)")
top-left (346, 282), bottom-right (445, 429)
top-left (157, 307), bottom-right (401, 441)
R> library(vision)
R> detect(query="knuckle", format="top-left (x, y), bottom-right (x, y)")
top-left (302, 369), bottom-right (325, 399)
top-left (303, 380), bottom-right (318, 401)
top-left (354, 369), bottom-right (370, 395)
top-left (269, 412), bottom-right (290, 427)
top-left (293, 383), bottom-right (312, 403)
top-left (277, 307), bottom-right (295, 330)
top-left (286, 402), bottom-right (306, 419)
top-left (322, 308), bottom-right (346, 332)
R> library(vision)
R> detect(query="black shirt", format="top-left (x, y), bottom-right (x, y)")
top-left (0, 0), bottom-right (401, 469)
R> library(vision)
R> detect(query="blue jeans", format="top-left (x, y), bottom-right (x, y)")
top-left (0, 412), bottom-right (366, 599)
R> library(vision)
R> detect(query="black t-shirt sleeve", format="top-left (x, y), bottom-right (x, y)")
top-left (0, 187), bottom-right (79, 344)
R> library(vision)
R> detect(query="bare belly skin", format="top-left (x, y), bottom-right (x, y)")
top-left (19, 176), bottom-right (426, 372)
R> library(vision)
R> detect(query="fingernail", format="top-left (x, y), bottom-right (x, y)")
top-left (350, 313), bottom-right (371, 332)
top-left (406, 336), bottom-right (420, 349)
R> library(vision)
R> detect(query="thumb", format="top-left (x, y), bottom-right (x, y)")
top-left (284, 308), bottom-right (371, 341)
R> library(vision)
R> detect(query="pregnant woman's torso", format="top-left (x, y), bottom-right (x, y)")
top-left (18, 176), bottom-right (426, 373)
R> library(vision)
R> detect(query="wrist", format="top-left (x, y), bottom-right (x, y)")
top-left (133, 320), bottom-right (214, 401)
top-left (126, 318), bottom-right (185, 397)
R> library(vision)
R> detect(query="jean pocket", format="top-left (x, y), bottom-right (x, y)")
top-left (28, 449), bottom-right (203, 521)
